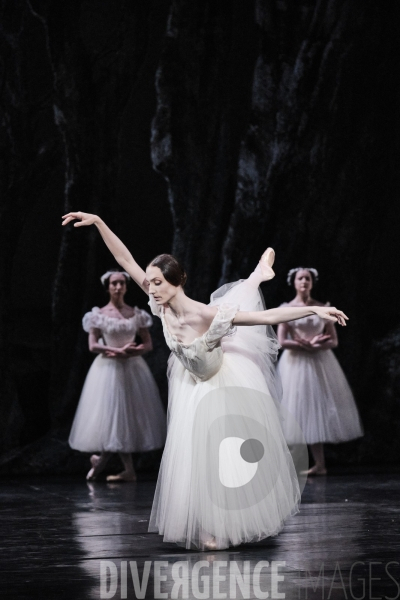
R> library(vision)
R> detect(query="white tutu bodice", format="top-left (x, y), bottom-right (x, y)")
top-left (82, 306), bottom-right (153, 347)
top-left (159, 303), bottom-right (238, 383)
top-left (69, 306), bottom-right (166, 454)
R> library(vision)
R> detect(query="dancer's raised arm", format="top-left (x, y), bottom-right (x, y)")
top-left (62, 212), bottom-right (148, 293)
top-left (234, 305), bottom-right (348, 327)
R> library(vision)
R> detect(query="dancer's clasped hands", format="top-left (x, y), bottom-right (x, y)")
top-left (104, 342), bottom-right (145, 359)
top-left (293, 333), bottom-right (331, 352)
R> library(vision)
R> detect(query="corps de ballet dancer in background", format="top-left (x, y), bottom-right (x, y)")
top-left (62, 211), bottom-right (348, 550)
top-left (69, 269), bottom-right (166, 482)
top-left (277, 268), bottom-right (363, 476)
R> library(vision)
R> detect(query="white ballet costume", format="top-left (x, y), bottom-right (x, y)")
top-left (147, 270), bottom-right (301, 550)
top-left (69, 307), bottom-right (166, 453)
top-left (277, 304), bottom-right (363, 445)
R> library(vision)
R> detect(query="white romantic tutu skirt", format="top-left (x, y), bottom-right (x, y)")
top-left (148, 279), bottom-right (303, 550)
top-left (69, 355), bottom-right (166, 453)
top-left (278, 349), bottom-right (363, 445)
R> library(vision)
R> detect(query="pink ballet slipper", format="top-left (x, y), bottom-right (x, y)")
top-left (248, 247), bottom-right (276, 287)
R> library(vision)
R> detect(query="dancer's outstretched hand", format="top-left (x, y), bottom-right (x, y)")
top-left (313, 306), bottom-right (348, 326)
top-left (62, 211), bottom-right (99, 227)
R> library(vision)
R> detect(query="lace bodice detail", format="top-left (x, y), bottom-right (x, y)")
top-left (83, 306), bottom-right (153, 348)
top-left (149, 299), bottom-right (239, 382)
top-left (281, 302), bottom-right (330, 341)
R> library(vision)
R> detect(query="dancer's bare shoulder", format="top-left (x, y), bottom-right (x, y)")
top-left (200, 304), bottom-right (219, 321)
top-left (183, 301), bottom-right (218, 328)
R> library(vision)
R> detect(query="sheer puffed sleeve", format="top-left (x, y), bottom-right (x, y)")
top-left (204, 304), bottom-right (239, 350)
top-left (148, 295), bottom-right (162, 318)
top-left (136, 308), bottom-right (153, 328)
top-left (82, 307), bottom-right (103, 332)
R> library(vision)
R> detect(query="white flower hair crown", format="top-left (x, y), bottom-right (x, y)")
top-left (287, 267), bottom-right (319, 286)
top-left (100, 270), bottom-right (131, 286)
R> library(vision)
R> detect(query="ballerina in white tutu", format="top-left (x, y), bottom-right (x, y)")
top-left (62, 211), bottom-right (348, 550)
top-left (277, 268), bottom-right (363, 476)
top-left (69, 269), bottom-right (166, 482)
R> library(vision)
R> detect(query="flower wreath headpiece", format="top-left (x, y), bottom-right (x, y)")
top-left (100, 270), bottom-right (131, 286)
top-left (286, 267), bottom-right (319, 286)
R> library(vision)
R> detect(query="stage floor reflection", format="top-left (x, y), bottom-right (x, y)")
top-left (2, 471), bottom-right (400, 599)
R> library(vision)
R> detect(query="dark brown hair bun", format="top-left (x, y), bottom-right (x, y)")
top-left (149, 254), bottom-right (187, 287)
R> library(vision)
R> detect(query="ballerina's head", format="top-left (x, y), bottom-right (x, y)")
top-left (287, 267), bottom-right (318, 294)
top-left (101, 269), bottom-right (131, 301)
top-left (146, 254), bottom-right (187, 304)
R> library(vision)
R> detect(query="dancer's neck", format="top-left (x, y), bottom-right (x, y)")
top-left (109, 298), bottom-right (125, 309)
top-left (166, 289), bottom-right (195, 319)
top-left (294, 292), bottom-right (313, 305)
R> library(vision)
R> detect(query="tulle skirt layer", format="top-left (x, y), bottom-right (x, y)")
top-left (149, 279), bottom-right (302, 550)
top-left (69, 355), bottom-right (166, 453)
top-left (278, 349), bottom-right (363, 445)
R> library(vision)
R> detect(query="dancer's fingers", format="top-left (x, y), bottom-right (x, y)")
top-left (332, 308), bottom-right (349, 320)
top-left (62, 212), bottom-right (82, 226)
top-left (62, 211), bottom-right (80, 220)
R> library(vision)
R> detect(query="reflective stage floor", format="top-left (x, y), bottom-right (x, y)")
top-left (1, 472), bottom-right (400, 599)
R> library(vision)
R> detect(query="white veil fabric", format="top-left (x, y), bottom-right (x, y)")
top-left (209, 279), bottom-right (283, 411)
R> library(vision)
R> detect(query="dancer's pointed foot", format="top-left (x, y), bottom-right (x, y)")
top-left (203, 539), bottom-right (218, 551)
top-left (86, 454), bottom-right (101, 481)
top-left (248, 247), bottom-right (276, 288)
top-left (258, 247), bottom-right (275, 281)
top-left (106, 471), bottom-right (137, 482)
top-left (86, 468), bottom-right (96, 481)
top-left (260, 247), bottom-right (275, 268)
top-left (200, 531), bottom-right (218, 551)
top-left (300, 466), bottom-right (327, 476)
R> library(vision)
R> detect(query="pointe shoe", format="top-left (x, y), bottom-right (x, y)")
top-left (86, 468), bottom-right (96, 481)
top-left (86, 454), bottom-right (101, 481)
top-left (200, 532), bottom-right (218, 551)
top-left (203, 540), bottom-right (218, 551)
top-left (258, 247), bottom-right (275, 281)
top-left (260, 247), bottom-right (275, 268)
top-left (300, 466), bottom-right (327, 477)
top-left (202, 538), bottom-right (218, 551)
top-left (106, 471), bottom-right (137, 482)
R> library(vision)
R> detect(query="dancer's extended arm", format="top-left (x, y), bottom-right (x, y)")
top-left (61, 211), bottom-right (148, 293)
top-left (234, 305), bottom-right (348, 327)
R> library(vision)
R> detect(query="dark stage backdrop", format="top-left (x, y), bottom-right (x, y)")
top-left (0, 0), bottom-right (399, 474)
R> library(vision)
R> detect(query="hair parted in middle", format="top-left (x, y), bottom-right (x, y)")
top-left (149, 254), bottom-right (187, 287)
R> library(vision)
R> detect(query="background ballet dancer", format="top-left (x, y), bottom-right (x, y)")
top-left (69, 269), bottom-right (166, 482)
top-left (277, 267), bottom-right (363, 475)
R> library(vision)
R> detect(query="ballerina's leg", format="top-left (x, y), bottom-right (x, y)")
top-left (304, 443), bottom-right (327, 476)
top-left (106, 453), bottom-right (137, 482)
